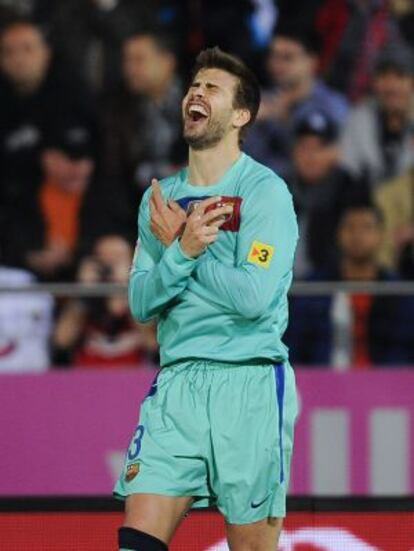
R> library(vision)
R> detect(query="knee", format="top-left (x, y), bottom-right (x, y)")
top-left (227, 517), bottom-right (283, 551)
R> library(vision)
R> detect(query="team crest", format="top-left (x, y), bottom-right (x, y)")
top-left (186, 200), bottom-right (203, 216)
top-left (125, 463), bottom-right (140, 482)
top-left (176, 195), bottom-right (243, 232)
top-left (247, 240), bottom-right (274, 269)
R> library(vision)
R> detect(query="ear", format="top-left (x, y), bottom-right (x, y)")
top-left (233, 108), bottom-right (251, 130)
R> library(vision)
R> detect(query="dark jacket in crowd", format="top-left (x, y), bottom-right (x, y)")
top-left (0, 60), bottom-right (96, 268)
top-left (285, 267), bottom-right (414, 366)
top-left (288, 167), bottom-right (371, 277)
top-left (97, 79), bottom-right (186, 242)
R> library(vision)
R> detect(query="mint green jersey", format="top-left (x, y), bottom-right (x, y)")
top-left (129, 153), bottom-right (298, 367)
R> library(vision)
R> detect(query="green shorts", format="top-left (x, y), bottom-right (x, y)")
top-left (113, 360), bottom-right (298, 524)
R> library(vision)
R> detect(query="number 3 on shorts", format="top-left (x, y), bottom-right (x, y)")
top-left (127, 425), bottom-right (145, 460)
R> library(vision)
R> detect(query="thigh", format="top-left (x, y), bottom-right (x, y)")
top-left (124, 493), bottom-right (193, 545)
top-left (226, 517), bottom-right (283, 551)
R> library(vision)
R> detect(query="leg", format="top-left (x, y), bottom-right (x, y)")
top-left (122, 493), bottom-right (193, 545)
top-left (226, 517), bottom-right (283, 551)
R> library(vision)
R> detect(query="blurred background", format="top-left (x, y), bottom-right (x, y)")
top-left (0, 0), bottom-right (413, 550)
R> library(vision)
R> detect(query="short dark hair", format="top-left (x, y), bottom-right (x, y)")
top-left (339, 203), bottom-right (384, 229)
top-left (191, 46), bottom-right (261, 144)
top-left (274, 22), bottom-right (321, 56)
top-left (0, 18), bottom-right (50, 49)
top-left (124, 30), bottom-right (177, 56)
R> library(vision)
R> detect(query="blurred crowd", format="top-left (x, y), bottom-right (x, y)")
top-left (0, 0), bottom-right (413, 371)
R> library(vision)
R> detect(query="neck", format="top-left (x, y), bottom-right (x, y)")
top-left (149, 74), bottom-right (173, 103)
top-left (385, 110), bottom-right (408, 133)
top-left (14, 78), bottom-right (42, 96)
top-left (341, 258), bottom-right (378, 281)
top-left (188, 139), bottom-right (241, 186)
top-left (283, 75), bottom-right (314, 102)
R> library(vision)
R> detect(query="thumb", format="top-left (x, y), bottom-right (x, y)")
top-left (168, 199), bottom-right (185, 214)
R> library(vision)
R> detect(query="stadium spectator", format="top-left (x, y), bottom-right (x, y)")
top-left (0, 19), bottom-right (97, 275)
top-left (43, 0), bottom-right (159, 91)
top-left (97, 31), bottom-right (185, 243)
top-left (341, 41), bottom-right (414, 188)
top-left (0, 266), bottom-right (52, 372)
top-left (26, 130), bottom-right (96, 280)
top-left (288, 110), bottom-right (370, 278)
top-left (390, 0), bottom-right (414, 49)
top-left (53, 235), bottom-right (158, 368)
top-left (286, 204), bottom-right (414, 367)
top-left (375, 168), bottom-right (414, 278)
top-left (244, 24), bottom-right (348, 178)
top-left (316, 0), bottom-right (402, 101)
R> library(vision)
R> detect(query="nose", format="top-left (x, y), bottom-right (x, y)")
top-left (191, 85), bottom-right (206, 99)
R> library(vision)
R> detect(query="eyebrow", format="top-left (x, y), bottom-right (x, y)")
top-left (190, 80), bottom-right (221, 89)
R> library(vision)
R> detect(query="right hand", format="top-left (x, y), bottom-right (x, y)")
top-left (180, 196), bottom-right (233, 258)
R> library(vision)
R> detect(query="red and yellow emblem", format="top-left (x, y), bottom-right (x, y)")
top-left (125, 463), bottom-right (140, 482)
top-left (247, 240), bottom-right (274, 269)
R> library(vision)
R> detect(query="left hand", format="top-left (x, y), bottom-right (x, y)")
top-left (150, 178), bottom-right (187, 246)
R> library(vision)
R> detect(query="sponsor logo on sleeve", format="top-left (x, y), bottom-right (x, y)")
top-left (247, 240), bottom-right (274, 269)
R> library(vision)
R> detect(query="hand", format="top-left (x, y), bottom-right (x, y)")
top-left (150, 178), bottom-right (187, 246)
top-left (26, 241), bottom-right (71, 275)
top-left (180, 196), bottom-right (234, 258)
top-left (77, 257), bottom-right (101, 284)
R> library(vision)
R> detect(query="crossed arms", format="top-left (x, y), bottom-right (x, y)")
top-left (129, 179), bottom-right (298, 322)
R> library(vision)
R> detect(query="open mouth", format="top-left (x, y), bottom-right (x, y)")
top-left (187, 103), bottom-right (209, 123)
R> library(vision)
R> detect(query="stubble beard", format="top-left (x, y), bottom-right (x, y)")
top-left (183, 117), bottom-right (229, 151)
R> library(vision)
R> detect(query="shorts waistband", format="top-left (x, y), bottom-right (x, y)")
top-left (163, 358), bottom-right (284, 371)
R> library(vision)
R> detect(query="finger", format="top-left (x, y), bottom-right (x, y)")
top-left (167, 199), bottom-right (185, 215)
top-left (150, 202), bottom-right (162, 225)
top-left (201, 205), bottom-right (233, 226)
top-left (149, 198), bottom-right (159, 221)
top-left (202, 225), bottom-right (220, 236)
top-left (204, 234), bottom-right (219, 244)
top-left (151, 178), bottom-right (165, 211)
top-left (208, 216), bottom-right (229, 228)
top-left (193, 195), bottom-right (222, 215)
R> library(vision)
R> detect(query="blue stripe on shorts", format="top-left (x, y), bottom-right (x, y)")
top-left (274, 363), bottom-right (285, 484)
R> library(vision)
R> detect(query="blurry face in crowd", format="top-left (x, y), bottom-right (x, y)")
top-left (0, 23), bottom-right (50, 93)
top-left (182, 68), bottom-right (250, 150)
top-left (41, 150), bottom-right (94, 194)
top-left (94, 236), bottom-right (132, 284)
top-left (123, 35), bottom-right (175, 96)
top-left (374, 70), bottom-right (413, 114)
top-left (267, 37), bottom-right (316, 88)
top-left (338, 210), bottom-right (382, 264)
top-left (293, 135), bottom-right (339, 183)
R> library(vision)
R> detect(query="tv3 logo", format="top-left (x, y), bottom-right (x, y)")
top-left (206, 528), bottom-right (380, 550)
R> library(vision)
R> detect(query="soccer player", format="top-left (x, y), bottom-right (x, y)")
top-left (114, 47), bottom-right (299, 551)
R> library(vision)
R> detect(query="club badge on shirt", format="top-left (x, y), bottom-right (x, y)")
top-left (247, 240), bottom-right (274, 269)
top-left (176, 195), bottom-right (242, 232)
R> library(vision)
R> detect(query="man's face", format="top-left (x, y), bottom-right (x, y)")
top-left (267, 37), bottom-right (315, 88)
top-left (182, 68), bottom-right (246, 150)
top-left (0, 24), bottom-right (50, 91)
top-left (94, 236), bottom-right (132, 284)
top-left (123, 36), bottom-right (174, 95)
top-left (374, 70), bottom-right (413, 114)
top-left (293, 135), bottom-right (339, 183)
top-left (339, 210), bottom-right (382, 264)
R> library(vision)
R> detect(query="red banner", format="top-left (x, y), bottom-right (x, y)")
top-left (1, 511), bottom-right (413, 550)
